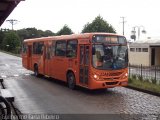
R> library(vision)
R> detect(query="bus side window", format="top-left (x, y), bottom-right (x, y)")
top-left (66, 40), bottom-right (77, 58)
top-left (33, 42), bottom-right (44, 55)
top-left (55, 40), bottom-right (66, 56)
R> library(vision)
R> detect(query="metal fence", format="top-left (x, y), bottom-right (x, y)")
top-left (128, 64), bottom-right (160, 84)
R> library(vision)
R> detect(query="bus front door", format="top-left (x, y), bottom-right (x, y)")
top-left (79, 45), bottom-right (89, 86)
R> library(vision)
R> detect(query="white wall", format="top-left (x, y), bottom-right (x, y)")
top-left (129, 49), bottom-right (150, 66)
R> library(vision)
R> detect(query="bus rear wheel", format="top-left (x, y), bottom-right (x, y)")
top-left (67, 72), bottom-right (76, 90)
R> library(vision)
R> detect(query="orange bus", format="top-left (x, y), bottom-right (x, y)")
top-left (22, 33), bottom-right (128, 90)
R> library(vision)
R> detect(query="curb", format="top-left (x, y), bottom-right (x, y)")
top-left (126, 85), bottom-right (160, 97)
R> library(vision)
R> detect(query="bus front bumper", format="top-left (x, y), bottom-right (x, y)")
top-left (89, 78), bottom-right (128, 90)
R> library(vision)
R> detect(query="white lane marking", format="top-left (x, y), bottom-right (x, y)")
top-left (5, 64), bottom-right (10, 67)
top-left (25, 73), bottom-right (30, 76)
top-left (18, 68), bottom-right (26, 71)
top-left (1, 75), bottom-right (7, 78)
top-left (13, 74), bottom-right (19, 77)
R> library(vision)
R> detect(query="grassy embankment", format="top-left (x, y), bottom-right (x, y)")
top-left (0, 50), bottom-right (21, 57)
top-left (128, 75), bottom-right (160, 94)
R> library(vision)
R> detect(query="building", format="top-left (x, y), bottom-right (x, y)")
top-left (129, 39), bottom-right (160, 66)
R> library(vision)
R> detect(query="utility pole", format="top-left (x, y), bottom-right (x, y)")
top-left (120, 17), bottom-right (126, 35)
top-left (6, 19), bottom-right (18, 30)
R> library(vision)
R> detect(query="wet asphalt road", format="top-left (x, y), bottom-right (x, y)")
top-left (0, 52), bottom-right (160, 120)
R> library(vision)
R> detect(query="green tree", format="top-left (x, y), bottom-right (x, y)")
top-left (56, 25), bottom-right (73, 35)
top-left (25, 28), bottom-right (41, 38)
top-left (16, 28), bottom-right (29, 46)
top-left (2, 31), bottom-right (20, 53)
top-left (43, 30), bottom-right (55, 37)
top-left (82, 15), bottom-right (116, 33)
top-left (17, 28), bottom-right (55, 42)
top-left (17, 29), bottom-right (28, 40)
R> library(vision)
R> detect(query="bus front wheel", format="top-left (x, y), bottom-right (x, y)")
top-left (67, 72), bottom-right (76, 90)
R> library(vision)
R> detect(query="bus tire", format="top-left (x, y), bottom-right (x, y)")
top-left (67, 72), bottom-right (76, 90)
top-left (34, 65), bottom-right (39, 77)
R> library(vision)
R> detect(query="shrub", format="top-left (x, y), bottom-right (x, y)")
top-left (145, 78), bottom-right (150, 83)
top-left (132, 74), bottom-right (137, 80)
top-left (128, 77), bottom-right (132, 83)
top-left (151, 77), bottom-right (157, 84)
top-left (137, 75), bottom-right (143, 81)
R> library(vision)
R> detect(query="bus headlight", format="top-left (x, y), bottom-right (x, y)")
top-left (94, 74), bottom-right (98, 79)
top-left (125, 73), bottom-right (128, 77)
top-left (93, 74), bottom-right (100, 80)
top-left (122, 73), bottom-right (128, 79)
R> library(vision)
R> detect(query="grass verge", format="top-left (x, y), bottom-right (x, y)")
top-left (0, 50), bottom-right (21, 57)
top-left (128, 76), bottom-right (160, 94)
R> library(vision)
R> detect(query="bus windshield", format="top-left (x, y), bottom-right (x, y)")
top-left (92, 44), bottom-right (128, 70)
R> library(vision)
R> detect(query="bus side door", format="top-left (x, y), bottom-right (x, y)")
top-left (79, 45), bottom-right (90, 86)
top-left (38, 45), bottom-right (45, 75)
top-left (44, 45), bottom-right (52, 76)
top-left (27, 45), bottom-right (32, 70)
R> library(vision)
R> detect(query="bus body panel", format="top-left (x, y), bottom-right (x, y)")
top-left (31, 55), bottom-right (40, 71)
top-left (52, 56), bottom-right (68, 81)
top-left (22, 53), bottom-right (27, 69)
top-left (44, 53), bottom-right (52, 76)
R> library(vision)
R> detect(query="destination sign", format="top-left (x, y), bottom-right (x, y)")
top-left (92, 35), bottom-right (126, 44)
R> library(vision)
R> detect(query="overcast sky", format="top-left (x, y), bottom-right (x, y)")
top-left (1, 0), bottom-right (160, 39)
